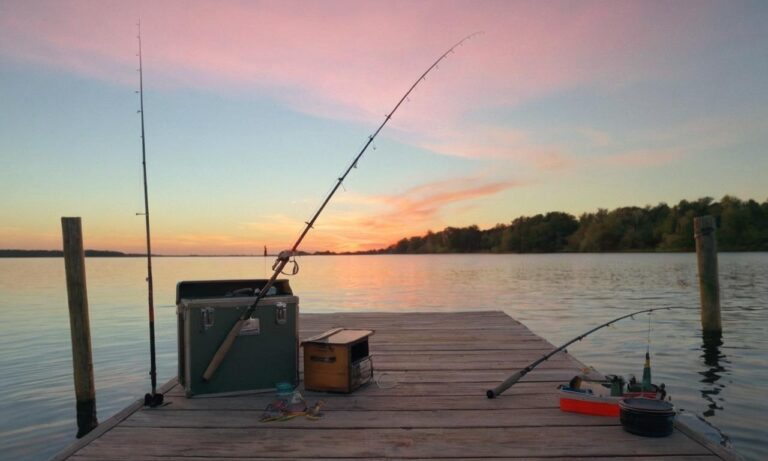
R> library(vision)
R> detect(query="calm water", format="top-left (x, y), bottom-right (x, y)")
top-left (0, 254), bottom-right (766, 460)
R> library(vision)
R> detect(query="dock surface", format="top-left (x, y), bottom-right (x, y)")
top-left (57, 311), bottom-right (730, 460)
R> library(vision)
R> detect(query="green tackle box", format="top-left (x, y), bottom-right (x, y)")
top-left (176, 279), bottom-right (299, 397)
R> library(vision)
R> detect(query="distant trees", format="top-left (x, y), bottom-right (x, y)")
top-left (373, 196), bottom-right (768, 254)
top-left (498, 212), bottom-right (579, 252)
top-left (0, 249), bottom-right (133, 257)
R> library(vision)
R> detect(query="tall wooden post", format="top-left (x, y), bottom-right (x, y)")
top-left (694, 215), bottom-right (722, 335)
top-left (61, 217), bottom-right (98, 437)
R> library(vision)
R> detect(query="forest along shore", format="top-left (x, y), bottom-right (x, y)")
top-left (4, 196), bottom-right (767, 258)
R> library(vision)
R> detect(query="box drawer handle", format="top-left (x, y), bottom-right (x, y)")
top-left (310, 356), bottom-right (336, 363)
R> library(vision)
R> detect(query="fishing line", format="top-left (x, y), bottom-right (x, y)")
top-left (647, 310), bottom-right (652, 354)
top-left (487, 305), bottom-right (698, 398)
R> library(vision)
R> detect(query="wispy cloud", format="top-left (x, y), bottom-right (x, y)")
top-left (416, 124), bottom-right (574, 173)
top-left (306, 176), bottom-right (520, 251)
top-left (603, 148), bottom-right (686, 168)
top-left (1, 1), bottom-right (717, 135)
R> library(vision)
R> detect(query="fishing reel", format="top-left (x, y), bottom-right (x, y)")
top-left (273, 250), bottom-right (299, 276)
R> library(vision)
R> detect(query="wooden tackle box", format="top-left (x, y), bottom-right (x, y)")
top-left (301, 328), bottom-right (374, 393)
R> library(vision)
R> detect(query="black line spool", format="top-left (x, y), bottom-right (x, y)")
top-left (618, 398), bottom-right (675, 437)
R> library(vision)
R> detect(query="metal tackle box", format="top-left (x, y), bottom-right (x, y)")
top-left (176, 279), bottom-right (299, 397)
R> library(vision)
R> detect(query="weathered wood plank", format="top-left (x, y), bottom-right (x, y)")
top-left (160, 393), bottom-right (560, 411)
top-left (366, 356), bottom-right (579, 371)
top-left (71, 456), bottom-right (720, 461)
top-left (346, 332), bottom-right (545, 344)
top-left (163, 381), bottom-right (563, 398)
top-left (122, 408), bottom-right (617, 429)
top-left (356, 350), bottom-right (562, 361)
top-left (75, 426), bottom-right (712, 459)
top-left (362, 348), bottom-right (556, 356)
top-left (358, 369), bottom-right (595, 383)
top-left (364, 342), bottom-right (556, 351)
top-left (300, 310), bottom-right (512, 320)
top-left (51, 379), bottom-right (178, 461)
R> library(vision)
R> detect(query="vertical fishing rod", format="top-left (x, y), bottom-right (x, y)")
top-left (136, 21), bottom-right (163, 407)
top-left (201, 32), bottom-right (483, 382)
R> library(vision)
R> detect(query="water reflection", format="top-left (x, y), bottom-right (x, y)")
top-left (1, 254), bottom-right (766, 461)
top-left (699, 332), bottom-right (728, 417)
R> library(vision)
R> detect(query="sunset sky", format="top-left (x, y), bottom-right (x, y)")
top-left (1, 1), bottom-right (767, 254)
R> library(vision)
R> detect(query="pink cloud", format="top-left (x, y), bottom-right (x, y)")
top-left (1, 0), bottom-right (731, 205)
top-left (1, 1), bottom-right (714, 127)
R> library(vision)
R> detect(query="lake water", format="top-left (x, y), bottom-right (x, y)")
top-left (0, 253), bottom-right (766, 460)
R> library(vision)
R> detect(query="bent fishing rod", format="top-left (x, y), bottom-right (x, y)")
top-left (136, 22), bottom-right (163, 407)
top-left (486, 305), bottom-right (694, 399)
top-left (202, 32), bottom-right (483, 382)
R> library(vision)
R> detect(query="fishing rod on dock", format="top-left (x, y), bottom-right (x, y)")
top-left (136, 22), bottom-right (163, 407)
top-left (486, 305), bottom-right (695, 399)
top-left (201, 32), bottom-right (483, 382)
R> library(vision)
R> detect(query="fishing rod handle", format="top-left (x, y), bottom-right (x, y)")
top-left (201, 256), bottom-right (290, 381)
top-left (202, 318), bottom-right (246, 381)
top-left (486, 369), bottom-right (525, 399)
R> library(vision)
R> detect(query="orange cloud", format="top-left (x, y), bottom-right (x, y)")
top-left (305, 176), bottom-right (520, 252)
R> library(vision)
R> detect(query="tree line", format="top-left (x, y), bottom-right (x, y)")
top-left (363, 196), bottom-right (768, 254)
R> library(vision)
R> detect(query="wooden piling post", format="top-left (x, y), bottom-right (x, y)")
top-left (694, 215), bottom-right (722, 335)
top-left (61, 217), bottom-right (98, 437)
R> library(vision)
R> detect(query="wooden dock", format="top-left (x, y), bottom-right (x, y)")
top-left (56, 311), bottom-right (733, 460)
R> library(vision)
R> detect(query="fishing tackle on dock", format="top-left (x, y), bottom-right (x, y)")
top-left (136, 22), bottom-right (163, 407)
top-left (201, 32), bottom-right (483, 382)
top-left (486, 305), bottom-right (694, 399)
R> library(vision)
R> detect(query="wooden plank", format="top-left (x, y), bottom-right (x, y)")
top-left (74, 426), bottom-right (713, 459)
top-left (300, 321), bottom-right (532, 331)
top-left (365, 342), bottom-right (556, 351)
top-left (160, 393), bottom-right (560, 411)
top-left (357, 369), bottom-right (596, 383)
top-left (350, 333), bottom-right (545, 344)
top-left (300, 322), bottom-right (531, 331)
top-left (367, 356), bottom-right (579, 371)
top-left (296, 350), bottom-right (579, 368)
top-left (300, 310), bottom-right (511, 320)
top-left (364, 343), bottom-right (556, 354)
top-left (675, 417), bottom-right (742, 461)
top-left (71, 455), bottom-right (720, 461)
top-left (52, 379), bottom-right (178, 461)
top-left (121, 408), bottom-right (617, 429)
top-left (163, 381), bottom-right (563, 398)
